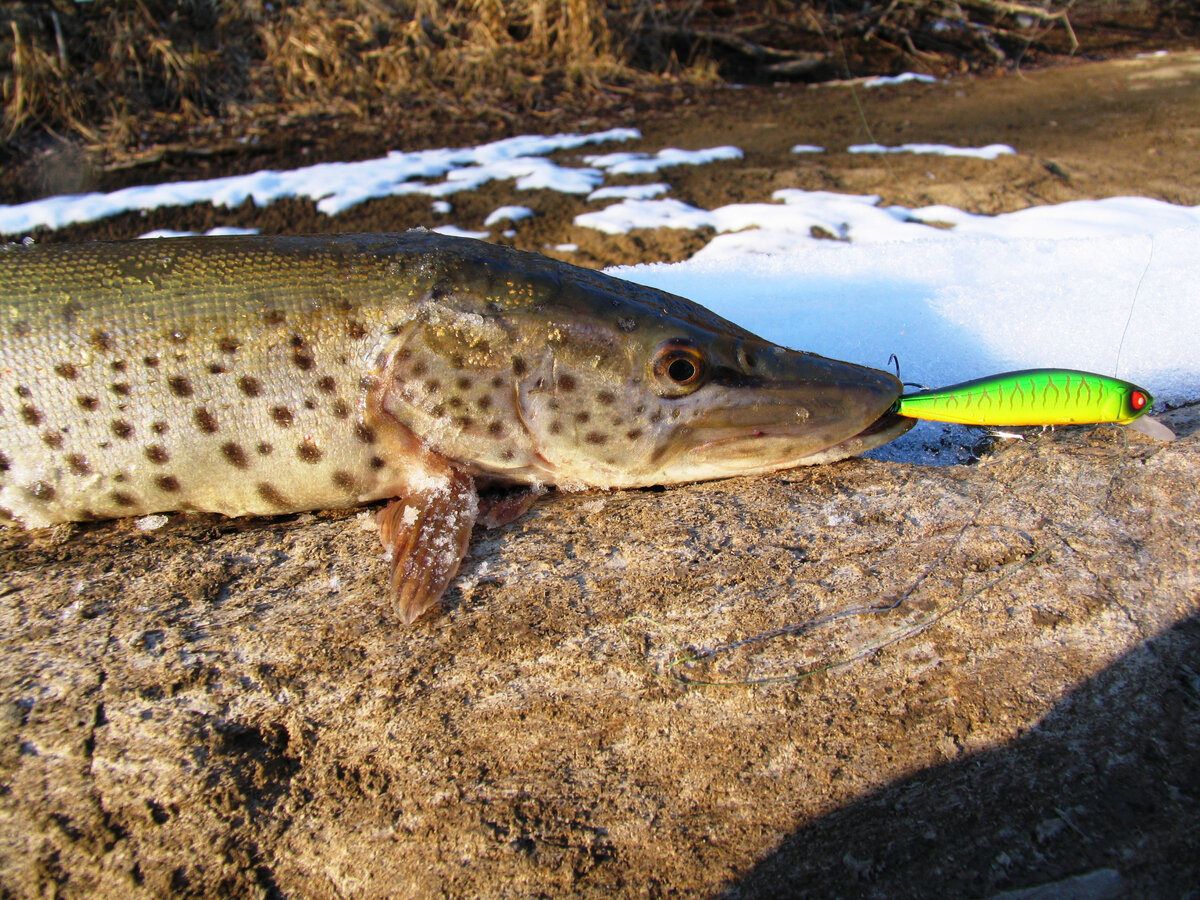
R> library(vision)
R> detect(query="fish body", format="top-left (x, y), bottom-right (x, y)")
top-left (895, 368), bottom-right (1153, 427)
top-left (1, 232), bottom-right (909, 621)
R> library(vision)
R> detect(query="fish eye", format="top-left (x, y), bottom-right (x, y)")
top-left (1131, 390), bottom-right (1148, 411)
top-left (652, 339), bottom-right (707, 394)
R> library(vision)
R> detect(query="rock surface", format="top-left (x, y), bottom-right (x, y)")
top-left (1, 408), bottom-right (1197, 898)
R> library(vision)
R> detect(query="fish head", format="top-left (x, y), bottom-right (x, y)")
top-left (375, 243), bottom-right (910, 489)
top-left (510, 313), bottom-right (912, 488)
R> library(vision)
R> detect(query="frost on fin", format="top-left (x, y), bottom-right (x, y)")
top-left (377, 468), bottom-right (479, 625)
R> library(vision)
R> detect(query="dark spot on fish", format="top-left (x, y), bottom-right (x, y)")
top-left (41, 431), bottom-right (63, 449)
top-left (193, 408), bottom-right (218, 433)
top-left (369, 456), bottom-right (385, 470)
top-left (617, 317), bottom-right (638, 333)
top-left (262, 310), bottom-right (286, 326)
top-left (557, 375), bottom-right (577, 392)
top-left (151, 421), bottom-right (170, 435)
top-left (143, 354), bottom-right (160, 368)
top-left (575, 412), bottom-right (590, 424)
top-left (14, 385), bottom-right (32, 398)
top-left (111, 382), bottom-right (131, 397)
top-left (346, 320), bottom-right (367, 340)
top-left (456, 376), bottom-right (472, 390)
top-left (90, 330), bottom-right (113, 351)
top-left (111, 420), bottom-right (134, 439)
top-left (455, 416), bottom-right (474, 429)
top-left (487, 421), bottom-right (505, 437)
top-left (585, 432), bottom-right (607, 445)
top-left (238, 376), bottom-right (262, 397)
top-left (424, 380), bottom-right (441, 394)
top-left (207, 363), bottom-right (227, 375)
top-left (54, 363), bottom-right (79, 380)
top-left (256, 483), bottom-right (289, 508)
top-left (477, 395), bottom-right (494, 411)
top-left (332, 471), bottom-right (357, 491)
top-left (66, 454), bottom-right (90, 475)
top-left (626, 428), bottom-right (643, 440)
top-left (317, 376), bottom-right (337, 394)
top-left (111, 490), bottom-right (137, 507)
top-left (155, 475), bottom-right (181, 493)
top-left (550, 420), bottom-right (563, 435)
top-left (292, 351), bottom-right (315, 371)
top-left (221, 442), bottom-right (248, 468)
top-left (145, 445), bottom-right (169, 464)
top-left (12, 321), bottom-right (31, 337)
top-left (20, 405), bottom-right (42, 426)
top-left (513, 358), bottom-right (528, 376)
top-left (355, 424), bottom-right (376, 444)
top-left (501, 449), bottom-right (515, 461)
top-left (0, 451), bottom-right (9, 471)
top-left (110, 360), bottom-right (127, 373)
top-left (271, 407), bottom-right (294, 428)
top-left (168, 376), bottom-right (193, 398)
top-left (29, 482), bottom-right (56, 502)
top-left (597, 391), bottom-right (615, 405)
top-left (331, 400), bottom-right (350, 419)
top-left (113, 473), bottom-right (127, 483)
top-left (256, 442), bottom-right (273, 456)
top-left (411, 361), bottom-right (429, 377)
top-left (217, 336), bottom-right (240, 354)
top-left (431, 404), bottom-right (447, 418)
top-left (491, 376), bottom-right (505, 389)
top-left (78, 396), bottom-right (100, 412)
top-left (649, 410), bottom-right (663, 423)
top-left (297, 442), bottom-right (322, 463)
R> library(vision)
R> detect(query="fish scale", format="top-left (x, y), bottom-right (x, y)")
top-left (1, 232), bottom-right (909, 623)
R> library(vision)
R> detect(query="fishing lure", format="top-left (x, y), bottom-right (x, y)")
top-left (893, 368), bottom-right (1174, 440)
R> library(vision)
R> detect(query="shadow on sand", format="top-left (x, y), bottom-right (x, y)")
top-left (725, 614), bottom-right (1200, 899)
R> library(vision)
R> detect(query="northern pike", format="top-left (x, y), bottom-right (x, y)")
top-left (0, 232), bottom-right (912, 622)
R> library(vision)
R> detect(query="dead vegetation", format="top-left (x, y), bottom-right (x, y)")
top-left (1, 1), bottom-right (1194, 153)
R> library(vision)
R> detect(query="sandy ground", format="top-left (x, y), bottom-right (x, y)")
top-left (2, 50), bottom-right (1200, 899)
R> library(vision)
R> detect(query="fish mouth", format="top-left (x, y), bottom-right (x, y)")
top-left (692, 410), bottom-right (914, 471)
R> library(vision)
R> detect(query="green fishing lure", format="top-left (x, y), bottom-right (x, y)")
top-left (893, 368), bottom-right (1157, 427)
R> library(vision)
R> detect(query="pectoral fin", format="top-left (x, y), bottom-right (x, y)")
top-left (377, 467), bottom-right (479, 625)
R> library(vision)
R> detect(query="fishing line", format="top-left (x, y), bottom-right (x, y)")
top-left (1114, 234), bottom-right (1153, 379)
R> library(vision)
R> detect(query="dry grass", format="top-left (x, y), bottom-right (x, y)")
top-left (1, 0), bottom-right (1193, 151)
top-left (0, 0), bottom-right (652, 147)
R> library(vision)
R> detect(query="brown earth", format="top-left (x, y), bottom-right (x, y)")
top-left (2, 50), bottom-right (1200, 899)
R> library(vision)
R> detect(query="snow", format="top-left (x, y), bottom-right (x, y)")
top-left (582, 146), bottom-right (743, 175)
top-left (0, 128), bottom-right (641, 232)
top-left (790, 144), bottom-right (825, 154)
top-left (138, 226), bottom-right (259, 239)
top-left (4, 125), bottom-right (1197, 466)
top-left (848, 143), bottom-right (1017, 159)
top-left (587, 183), bottom-right (670, 201)
top-left (862, 73), bottom-right (939, 87)
top-left (483, 205), bottom-right (534, 227)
